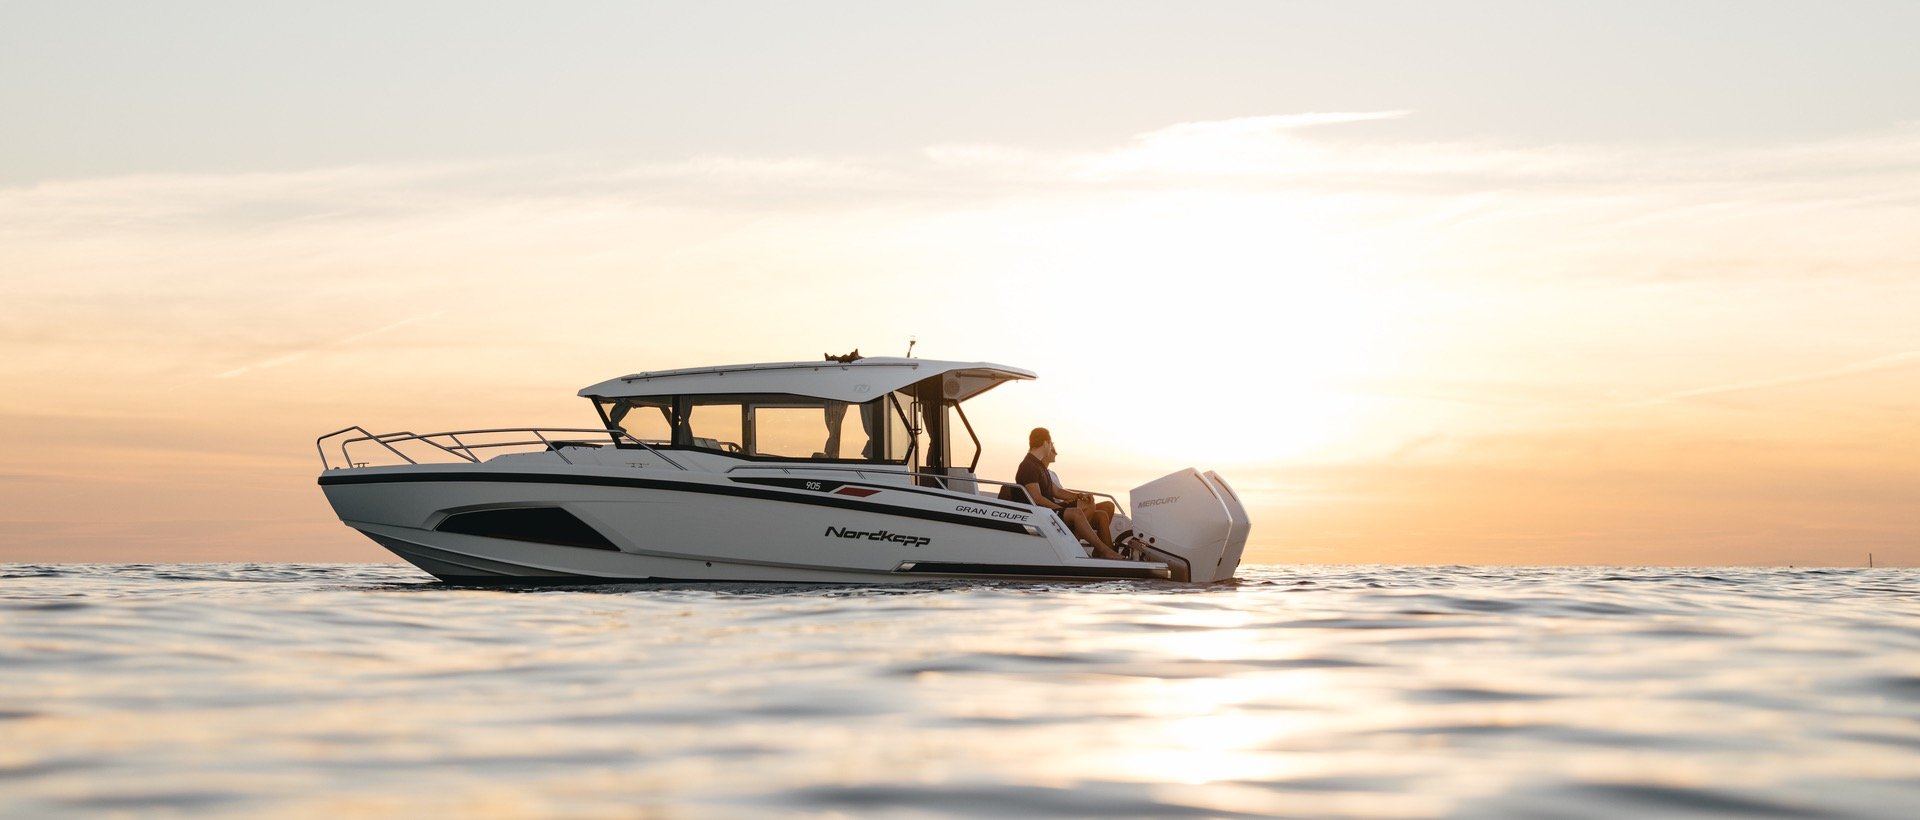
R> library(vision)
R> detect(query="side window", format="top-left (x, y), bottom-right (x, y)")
top-left (825, 401), bottom-right (874, 460)
top-left (606, 400), bottom-right (672, 443)
top-left (686, 403), bottom-right (743, 453)
top-left (602, 394), bottom-right (907, 461)
top-left (747, 402), bottom-right (883, 460)
top-left (751, 406), bottom-right (834, 458)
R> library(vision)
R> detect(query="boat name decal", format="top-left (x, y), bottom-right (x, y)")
top-left (824, 526), bottom-right (931, 548)
top-left (1139, 496), bottom-right (1180, 508)
top-left (954, 504), bottom-right (1030, 522)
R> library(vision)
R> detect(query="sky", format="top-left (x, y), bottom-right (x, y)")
top-left (3, 1), bottom-right (1917, 567)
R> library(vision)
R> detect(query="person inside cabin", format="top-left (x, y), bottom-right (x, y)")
top-left (999, 427), bottom-right (1124, 559)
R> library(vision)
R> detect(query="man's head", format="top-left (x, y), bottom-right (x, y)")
top-left (1028, 427), bottom-right (1056, 464)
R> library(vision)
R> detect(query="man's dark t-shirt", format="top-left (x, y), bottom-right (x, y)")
top-left (999, 453), bottom-right (1058, 504)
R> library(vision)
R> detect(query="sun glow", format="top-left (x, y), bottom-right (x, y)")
top-left (1102, 675), bottom-right (1331, 787)
top-left (1004, 190), bottom-right (1399, 467)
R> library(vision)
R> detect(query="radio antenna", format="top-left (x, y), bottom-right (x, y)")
top-left (905, 336), bottom-right (917, 358)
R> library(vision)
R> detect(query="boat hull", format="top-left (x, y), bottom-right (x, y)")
top-left (320, 466), bottom-right (1165, 585)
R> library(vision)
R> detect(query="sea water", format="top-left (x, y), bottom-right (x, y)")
top-left (2, 564), bottom-right (1917, 817)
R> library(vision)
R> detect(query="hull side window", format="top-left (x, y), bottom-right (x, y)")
top-left (436, 507), bottom-right (618, 551)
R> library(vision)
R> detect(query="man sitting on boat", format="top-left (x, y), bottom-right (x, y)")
top-left (999, 428), bottom-right (1125, 560)
top-left (1050, 467), bottom-right (1121, 543)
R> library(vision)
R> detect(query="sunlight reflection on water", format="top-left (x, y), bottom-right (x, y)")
top-left (2, 563), bottom-right (1917, 817)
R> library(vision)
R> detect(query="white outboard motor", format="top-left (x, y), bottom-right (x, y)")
top-left (1128, 469), bottom-right (1251, 582)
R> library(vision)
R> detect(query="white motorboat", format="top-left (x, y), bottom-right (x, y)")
top-left (316, 357), bottom-right (1250, 584)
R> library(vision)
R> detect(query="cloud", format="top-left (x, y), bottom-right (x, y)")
top-left (922, 143), bottom-right (1035, 168)
top-left (211, 311), bottom-right (447, 380)
top-left (1138, 111), bottom-right (1413, 139)
top-left (1629, 349), bottom-right (1920, 406)
top-left (0, 162), bottom-right (502, 233)
top-left (609, 155), bottom-right (904, 189)
top-left (1070, 115), bottom-right (1342, 180)
top-left (6, 113), bottom-right (1919, 227)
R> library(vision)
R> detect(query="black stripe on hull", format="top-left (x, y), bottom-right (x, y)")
top-left (428, 570), bottom-right (1162, 586)
top-left (320, 471), bottom-right (1033, 534)
top-left (897, 561), bottom-right (1167, 580)
top-left (434, 574), bottom-right (680, 587)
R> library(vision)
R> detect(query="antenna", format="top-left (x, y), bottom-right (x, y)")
top-left (905, 336), bottom-right (917, 358)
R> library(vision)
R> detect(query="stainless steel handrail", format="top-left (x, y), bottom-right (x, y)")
top-left (723, 462), bottom-right (962, 486)
top-left (723, 463), bottom-right (1048, 504)
top-left (723, 463), bottom-right (892, 482)
top-left (315, 427), bottom-right (687, 471)
top-left (331, 429), bottom-right (470, 468)
top-left (317, 426), bottom-right (421, 470)
top-left (1056, 487), bottom-right (1125, 512)
top-left (318, 426), bottom-right (371, 471)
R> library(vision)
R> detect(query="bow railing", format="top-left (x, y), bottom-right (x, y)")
top-left (315, 427), bottom-right (685, 471)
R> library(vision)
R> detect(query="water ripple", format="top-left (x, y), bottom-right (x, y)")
top-left (1, 563), bottom-right (1917, 817)
top-left (786, 783), bottom-right (1251, 817)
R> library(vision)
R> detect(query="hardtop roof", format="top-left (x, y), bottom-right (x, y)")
top-left (578, 357), bottom-right (1036, 403)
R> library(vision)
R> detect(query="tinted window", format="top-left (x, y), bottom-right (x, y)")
top-left (435, 507), bottom-right (618, 551)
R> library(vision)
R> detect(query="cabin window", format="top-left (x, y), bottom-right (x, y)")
top-left (599, 398), bottom-right (673, 444)
top-left (594, 393), bottom-right (908, 462)
top-left (748, 404), bottom-right (870, 459)
top-left (824, 401), bottom-right (873, 459)
top-left (685, 401), bottom-right (744, 453)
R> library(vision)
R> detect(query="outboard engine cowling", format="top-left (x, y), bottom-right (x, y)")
top-left (1129, 469), bottom-right (1250, 583)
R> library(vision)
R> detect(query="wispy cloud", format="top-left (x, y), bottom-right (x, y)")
top-left (1137, 110), bottom-right (1413, 139)
top-left (0, 163), bottom-right (502, 232)
top-left (1628, 349), bottom-right (1920, 406)
top-left (211, 311), bottom-right (446, 380)
top-left (1069, 111), bottom-right (1414, 180)
top-left (7, 114), bottom-right (1919, 227)
top-left (612, 155), bottom-right (894, 186)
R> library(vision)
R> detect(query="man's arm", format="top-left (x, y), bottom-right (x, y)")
top-left (1022, 483), bottom-right (1064, 510)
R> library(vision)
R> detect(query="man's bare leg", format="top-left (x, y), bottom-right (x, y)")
top-left (1070, 498), bottom-right (1118, 544)
top-left (1064, 508), bottom-right (1123, 559)
top-left (1089, 508), bottom-right (1114, 539)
